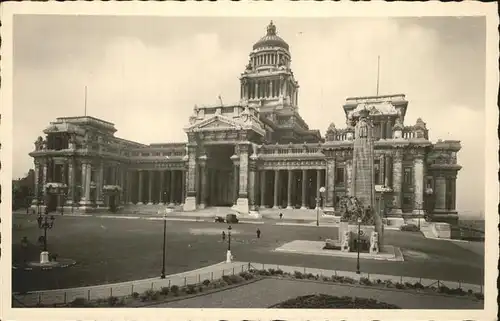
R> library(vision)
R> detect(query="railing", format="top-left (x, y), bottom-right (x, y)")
top-left (13, 261), bottom-right (484, 307)
top-left (247, 263), bottom-right (483, 295)
top-left (259, 144), bottom-right (323, 155)
top-left (12, 263), bottom-right (251, 307)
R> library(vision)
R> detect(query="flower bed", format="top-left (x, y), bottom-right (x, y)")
top-left (271, 294), bottom-right (400, 309)
top-left (35, 268), bottom-right (483, 308)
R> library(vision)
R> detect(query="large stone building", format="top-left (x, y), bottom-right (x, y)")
top-left (29, 21), bottom-right (461, 223)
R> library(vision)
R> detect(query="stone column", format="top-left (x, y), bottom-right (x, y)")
top-left (286, 170), bottom-right (293, 209)
top-left (300, 169), bottom-right (307, 209)
top-left (159, 170), bottom-right (164, 204)
top-left (379, 155), bottom-right (385, 185)
top-left (231, 154), bottom-right (239, 205)
top-left (198, 156), bottom-right (208, 209)
top-left (248, 155), bottom-right (258, 213)
top-left (346, 159), bottom-right (352, 196)
top-left (412, 153), bottom-right (425, 215)
top-left (260, 170), bottom-right (266, 208)
top-left (137, 170), bottom-right (144, 205)
top-left (232, 144), bottom-right (249, 213)
top-left (385, 155), bottom-right (392, 187)
top-left (391, 151), bottom-right (403, 214)
top-left (315, 169), bottom-right (321, 210)
top-left (96, 162), bottom-right (104, 207)
top-left (170, 170), bottom-right (176, 205)
top-left (451, 176), bottom-right (457, 210)
top-left (273, 170), bottom-right (279, 209)
top-left (147, 171), bottom-right (153, 205)
top-left (181, 170), bottom-right (186, 205)
top-left (119, 166), bottom-right (125, 205)
top-left (79, 161), bottom-right (86, 204)
top-left (325, 158), bottom-right (336, 210)
top-left (126, 170), bottom-right (132, 204)
top-left (435, 175), bottom-right (446, 211)
top-left (32, 162), bottom-right (41, 206)
top-left (85, 163), bottom-right (92, 205)
top-left (66, 160), bottom-right (75, 205)
top-left (42, 162), bottom-right (48, 201)
top-left (183, 145), bottom-right (198, 211)
top-left (255, 83), bottom-right (258, 99)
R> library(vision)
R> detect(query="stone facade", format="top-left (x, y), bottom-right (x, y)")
top-left (28, 21), bottom-right (461, 223)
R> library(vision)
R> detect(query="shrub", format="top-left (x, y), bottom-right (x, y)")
top-left (160, 286), bottom-right (170, 295)
top-left (438, 285), bottom-right (449, 294)
top-left (143, 289), bottom-right (160, 301)
top-left (404, 282), bottom-right (414, 289)
top-left (228, 274), bottom-right (244, 284)
top-left (384, 280), bottom-right (394, 288)
top-left (186, 284), bottom-right (197, 294)
top-left (321, 276), bottom-right (331, 282)
top-left (170, 285), bottom-right (179, 296)
top-left (275, 269), bottom-right (284, 275)
top-left (467, 289), bottom-right (473, 295)
top-left (131, 291), bottom-right (139, 299)
top-left (268, 268), bottom-right (276, 275)
top-left (116, 298), bottom-right (126, 306)
top-left (107, 296), bottom-right (119, 306)
top-left (139, 294), bottom-right (148, 302)
top-left (293, 271), bottom-right (304, 279)
top-left (202, 279), bottom-right (211, 286)
top-left (474, 292), bottom-right (484, 300)
top-left (306, 273), bottom-right (315, 280)
top-left (239, 271), bottom-right (254, 280)
top-left (376, 279), bottom-right (382, 285)
top-left (222, 275), bottom-right (233, 285)
top-left (395, 282), bottom-right (405, 289)
top-left (413, 282), bottom-right (424, 289)
top-left (69, 297), bottom-right (87, 307)
top-left (359, 277), bottom-right (372, 286)
top-left (198, 286), bottom-right (203, 293)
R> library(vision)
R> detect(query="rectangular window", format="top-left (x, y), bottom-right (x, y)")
top-left (403, 195), bottom-right (412, 206)
top-left (403, 167), bottom-right (412, 185)
top-left (335, 167), bottom-right (345, 185)
top-left (374, 160), bottom-right (380, 184)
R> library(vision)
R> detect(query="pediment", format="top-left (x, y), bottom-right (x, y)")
top-left (185, 115), bottom-right (241, 132)
top-left (200, 118), bottom-right (236, 129)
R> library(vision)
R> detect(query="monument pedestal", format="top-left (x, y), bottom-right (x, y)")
top-left (232, 198), bottom-right (249, 214)
top-left (40, 251), bottom-right (50, 264)
top-left (226, 250), bottom-right (233, 263)
top-left (183, 197), bottom-right (197, 211)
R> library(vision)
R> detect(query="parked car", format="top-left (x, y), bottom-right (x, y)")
top-left (226, 213), bottom-right (239, 224)
top-left (214, 216), bottom-right (225, 223)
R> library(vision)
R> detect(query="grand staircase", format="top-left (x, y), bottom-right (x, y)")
top-left (121, 203), bottom-right (184, 215)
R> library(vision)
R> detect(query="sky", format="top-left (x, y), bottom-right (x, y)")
top-left (13, 15), bottom-right (486, 215)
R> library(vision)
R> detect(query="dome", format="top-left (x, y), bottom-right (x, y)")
top-left (253, 21), bottom-right (289, 51)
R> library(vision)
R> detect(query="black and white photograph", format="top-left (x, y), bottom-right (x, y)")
top-left (0, 2), bottom-right (497, 320)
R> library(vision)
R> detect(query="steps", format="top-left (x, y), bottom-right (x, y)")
top-left (121, 203), bottom-right (183, 215)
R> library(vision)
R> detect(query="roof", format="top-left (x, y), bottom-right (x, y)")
top-left (253, 21), bottom-right (289, 51)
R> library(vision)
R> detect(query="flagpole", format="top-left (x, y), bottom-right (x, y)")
top-left (84, 86), bottom-right (88, 116)
top-left (376, 56), bottom-right (380, 96)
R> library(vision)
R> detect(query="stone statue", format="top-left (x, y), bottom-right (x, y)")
top-left (34, 136), bottom-right (44, 150)
top-left (357, 117), bottom-right (369, 138)
top-left (341, 231), bottom-right (351, 252)
top-left (370, 231), bottom-right (379, 254)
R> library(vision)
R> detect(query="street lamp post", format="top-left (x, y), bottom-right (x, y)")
top-left (226, 225), bottom-right (232, 263)
top-left (356, 217), bottom-right (362, 274)
top-left (37, 210), bottom-right (55, 264)
top-left (316, 186), bottom-right (326, 226)
top-left (160, 212), bottom-right (167, 279)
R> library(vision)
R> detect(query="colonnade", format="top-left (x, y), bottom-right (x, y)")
top-left (256, 169), bottom-right (326, 210)
top-left (131, 170), bottom-right (185, 205)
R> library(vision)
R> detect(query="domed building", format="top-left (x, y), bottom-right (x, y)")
top-left (29, 21), bottom-right (461, 224)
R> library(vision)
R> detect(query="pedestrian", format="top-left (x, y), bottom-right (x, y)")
top-left (279, 212), bottom-right (283, 220)
top-left (256, 228), bottom-right (261, 239)
top-left (222, 231), bottom-right (226, 241)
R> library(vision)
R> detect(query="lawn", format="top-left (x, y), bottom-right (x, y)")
top-left (11, 214), bottom-right (484, 292)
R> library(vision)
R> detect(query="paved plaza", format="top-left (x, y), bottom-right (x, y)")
top-left (12, 213), bottom-right (484, 293)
